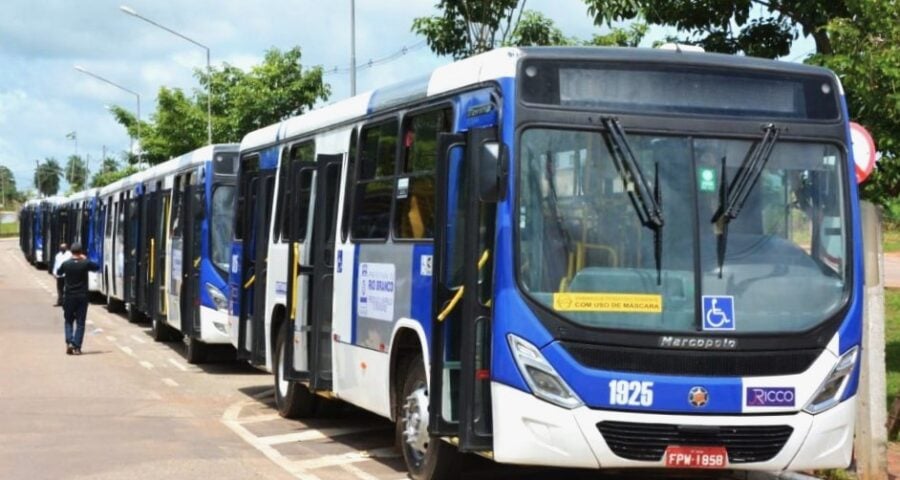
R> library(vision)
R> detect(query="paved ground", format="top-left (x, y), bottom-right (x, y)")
top-left (885, 252), bottom-right (900, 288)
top-left (0, 238), bottom-right (821, 479)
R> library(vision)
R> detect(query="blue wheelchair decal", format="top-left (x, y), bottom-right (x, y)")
top-left (702, 296), bottom-right (735, 331)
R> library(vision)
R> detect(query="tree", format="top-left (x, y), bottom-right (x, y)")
top-left (809, 0), bottom-right (900, 205)
top-left (33, 158), bottom-right (62, 197)
top-left (64, 154), bottom-right (88, 192)
top-left (91, 165), bottom-right (139, 189)
top-left (582, 0), bottom-right (848, 58)
top-left (90, 156), bottom-right (123, 188)
top-left (0, 165), bottom-right (17, 207)
top-left (109, 46), bottom-right (329, 166)
top-left (413, 0), bottom-right (526, 59)
top-left (507, 10), bottom-right (575, 47)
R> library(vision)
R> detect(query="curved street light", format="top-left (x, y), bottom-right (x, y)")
top-left (120, 5), bottom-right (212, 145)
top-left (73, 65), bottom-right (141, 164)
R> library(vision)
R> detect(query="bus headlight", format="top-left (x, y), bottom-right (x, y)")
top-left (804, 347), bottom-right (859, 415)
top-left (507, 334), bottom-right (583, 410)
top-left (205, 283), bottom-right (228, 312)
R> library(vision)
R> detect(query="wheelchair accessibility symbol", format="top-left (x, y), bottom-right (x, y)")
top-left (702, 296), bottom-right (735, 331)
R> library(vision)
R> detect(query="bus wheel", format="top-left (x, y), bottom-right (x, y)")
top-left (185, 336), bottom-right (208, 364)
top-left (127, 304), bottom-right (144, 323)
top-left (274, 322), bottom-right (317, 419)
top-left (398, 358), bottom-right (459, 480)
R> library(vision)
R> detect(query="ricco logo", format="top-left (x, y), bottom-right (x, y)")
top-left (746, 387), bottom-right (795, 407)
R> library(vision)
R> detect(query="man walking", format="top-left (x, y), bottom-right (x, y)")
top-left (58, 242), bottom-right (99, 355)
top-left (52, 243), bottom-right (71, 307)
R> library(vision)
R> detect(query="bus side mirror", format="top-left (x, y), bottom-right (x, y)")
top-left (478, 141), bottom-right (508, 203)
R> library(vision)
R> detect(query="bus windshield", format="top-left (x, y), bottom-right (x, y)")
top-left (210, 184), bottom-right (235, 273)
top-left (518, 128), bottom-right (848, 334)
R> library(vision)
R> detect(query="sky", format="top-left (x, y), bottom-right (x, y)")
top-left (0, 0), bottom-right (814, 193)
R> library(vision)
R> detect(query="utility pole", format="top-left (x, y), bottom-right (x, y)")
top-left (350, 0), bottom-right (357, 96)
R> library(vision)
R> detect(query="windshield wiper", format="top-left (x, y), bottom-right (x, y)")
top-left (602, 117), bottom-right (664, 284)
top-left (711, 123), bottom-right (781, 277)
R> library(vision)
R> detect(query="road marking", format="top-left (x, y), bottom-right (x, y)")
top-left (107, 336), bottom-right (117, 343)
top-left (222, 400), bottom-right (322, 480)
top-left (162, 378), bottom-right (179, 387)
top-left (339, 463), bottom-right (381, 480)
top-left (235, 413), bottom-right (281, 424)
top-left (118, 345), bottom-right (135, 357)
top-left (295, 452), bottom-right (372, 470)
top-left (86, 319), bottom-right (94, 326)
top-left (258, 426), bottom-right (387, 446)
top-left (167, 358), bottom-right (188, 371)
top-left (139, 361), bottom-right (154, 370)
top-left (130, 334), bottom-right (146, 344)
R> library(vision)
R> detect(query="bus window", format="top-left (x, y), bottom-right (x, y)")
top-left (352, 120), bottom-right (397, 240)
top-left (211, 185), bottom-right (235, 273)
top-left (394, 108), bottom-right (452, 240)
top-left (276, 141), bottom-right (314, 243)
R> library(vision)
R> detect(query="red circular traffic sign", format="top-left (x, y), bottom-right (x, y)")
top-left (850, 122), bottom-right (877, 183)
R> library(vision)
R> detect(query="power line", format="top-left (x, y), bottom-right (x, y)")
top-left (322, 41), bottom-right (428, 76)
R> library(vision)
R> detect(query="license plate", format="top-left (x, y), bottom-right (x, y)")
top-left (664, 446), bottom-right (728, 469)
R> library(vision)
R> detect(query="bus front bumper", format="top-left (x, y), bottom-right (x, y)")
top-left (490, 382), bottom-right (854, 471)
top-left (199, 306), bottom-right (232, 344)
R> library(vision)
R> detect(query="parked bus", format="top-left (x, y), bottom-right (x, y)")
top-left (61, 188), bottom-right (105, 293)
top-left (230, 46), bottom-right (862, 477)
top-left (125, 145), bottom-right (240, 362)
top-left (19, 199), bottom-right (37, 262)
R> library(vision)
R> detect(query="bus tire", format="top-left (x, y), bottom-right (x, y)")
top-left (397, 358), bottom-right (459, 480)
top-left (185, 336), bottom-right (208, 364)
top-left (274, 322), bottom-right (317, 419)
top-left (127, 304), bottom-right (144, 323)
top-left (151, 317), bottom-right (176, 342)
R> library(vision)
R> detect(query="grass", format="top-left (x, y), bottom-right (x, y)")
top-left (0, 222), bottom-right (17, 237)
top-left (886, 288), bottom-right (900, 415)
top-left (884, 227), bottom-right (900, 254)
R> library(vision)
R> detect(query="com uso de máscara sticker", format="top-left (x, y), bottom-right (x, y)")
top-left (552, 293), bottom-right (662, 313)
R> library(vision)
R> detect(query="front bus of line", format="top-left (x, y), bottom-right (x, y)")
top-left (480, 53), bottom-right (860, 472)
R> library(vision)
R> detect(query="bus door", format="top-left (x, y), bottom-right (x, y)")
top-left (181, 174), bottom-right (204, 337)
top-left (156, 190), bottom-right (170, 321)
top-left (430, 127), bottom-right (499, 452)
top-left (288, 155), bottom-right (342, 390)
top-left (237, 168), bottom-right (275, 364)
top-left (124, 195), bottom-right (140, 305)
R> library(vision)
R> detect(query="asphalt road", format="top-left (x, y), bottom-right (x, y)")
top-left (0, 238), bottom-right (804, 480)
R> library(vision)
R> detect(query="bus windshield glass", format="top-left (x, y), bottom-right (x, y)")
top-left (518, 128), bottom-right (848, 334)
top-left (210, 185), bottom-right (235, 272)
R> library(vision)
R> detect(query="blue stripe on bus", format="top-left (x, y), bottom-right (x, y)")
top-left (351, 244), bottom-right (360, 345)
top-left (839, 92), bottom-right (863, 401)
top-left (259, 146), bottom-right (280, 171)
top-left (543, 341), bottom-right (744, 414)
top-left (410, 244), bottom-right (434, 343)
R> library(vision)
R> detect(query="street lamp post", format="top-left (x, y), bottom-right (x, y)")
top-left (351, 0), bottom-right (357, 96)
top-left (120, 5), bottom-right (212, 145)
top-left (74, 65), bottom-right (142, 164)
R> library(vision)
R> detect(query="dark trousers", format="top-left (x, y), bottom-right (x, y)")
top-left (64, 297), bottom-right (89, 349)
top-left (56, 277), bottom-right (64, 305)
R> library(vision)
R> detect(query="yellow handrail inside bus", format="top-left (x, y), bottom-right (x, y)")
top-left (290, 242), bottom-right (300, 320)
top-left (437, 249), bottom-right (490, 322)
top-left (244, 274), bottom-right (255, 289)
top-left (149, 238), bottom-right (155, 282)
top-left (194, 257), bottom-right (201, 268)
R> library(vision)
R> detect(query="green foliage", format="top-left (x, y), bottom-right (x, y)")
top-left (808, 1), bottom-right (900, 206)
top-left (585, 22), bottom-right (648, 47)
top-left (583, 0), bottom-right (848, 57)
top-left (0, 165), bottom-right (18, 206)
top-left (885, 288), bottom-right (900, 424)
top-left (108, 46), bottom-right (329, 166)
top-left (33, 157), bottom-right (62, 197)
top-left (90, 164), bottom-right (139, 189)
top-left (507, 10), bottom-right (575, 47)
top-left (413, 0), bottom-right (524, 59)
top-left (64, 154), bottom-right (88, 192)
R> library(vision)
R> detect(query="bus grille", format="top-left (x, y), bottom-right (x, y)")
top-left (561, 342), bottom-right (819, 377)
top-left (596, 421), bottom-right (793, 464)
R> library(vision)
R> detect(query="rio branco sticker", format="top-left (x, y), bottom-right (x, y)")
top-left (357, 262), bottom-right (396, 322)
top-left (552, 293), bottom-right (662, 313)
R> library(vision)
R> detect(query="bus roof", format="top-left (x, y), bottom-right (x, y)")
top-left (239, 46), bottom-right (841, 152)
top-left (139, 143), bottom-right (239, 183)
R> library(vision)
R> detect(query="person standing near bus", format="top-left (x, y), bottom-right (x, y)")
top-left (58, 242), bottom-right (99, 355)
top-left (52, 243), bottom-right (71, 306)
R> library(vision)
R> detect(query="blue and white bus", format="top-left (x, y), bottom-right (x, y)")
top-left (130, 145), bottom-right (239, 362)
top-left (231, 46), bottom-right (862, 477)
